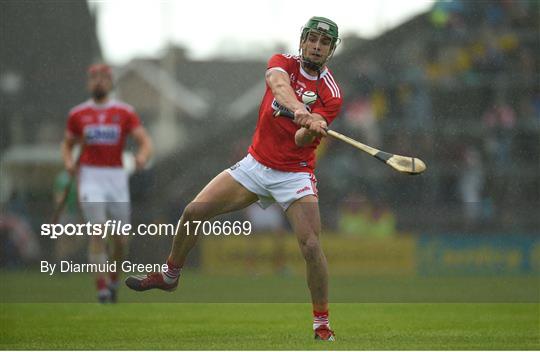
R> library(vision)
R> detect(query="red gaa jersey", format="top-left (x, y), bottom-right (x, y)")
top-left (248, 54), bottom-right (343, 173)
top-left (66, 99), bottom-right (141, 167)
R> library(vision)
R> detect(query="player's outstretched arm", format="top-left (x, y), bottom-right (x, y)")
top-left (265, 69), bottom-right (308, 117)
top-left (132, 126), bottom-right (153, 170)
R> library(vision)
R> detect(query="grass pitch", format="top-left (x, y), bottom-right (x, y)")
top-left (1, 303), bottom-right (538, 350)
top-left (1, 271), bottom-right (538, 349)
top-left (2, 270), bottom-right (538, 303)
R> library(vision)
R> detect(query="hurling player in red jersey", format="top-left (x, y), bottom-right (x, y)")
top-left (62, 64), bottom-right (152, 303)
top-left (126, 17), bottom-right (342, 340)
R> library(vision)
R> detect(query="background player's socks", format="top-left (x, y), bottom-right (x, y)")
top-left (97, 276), bottom-right (107, 290)
top-left (313, 310), bottom-right (330, 330)
top-left (108, 272), bottom-right (119, 303)
top-left (109, 272), bottom-right (119, 289)
top-left (162, 259), bottom-right (181, 284)
top-left (96, 276), bottom-right (110, 302)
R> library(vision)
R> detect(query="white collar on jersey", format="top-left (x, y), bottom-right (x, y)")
top-left (300, 65), bottom-right (328, 81)
top-left (87, 98), bottom-right (115, 109)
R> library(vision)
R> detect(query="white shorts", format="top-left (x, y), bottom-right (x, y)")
top-left (78, 165), bottom-right (130, 224)
top-left (226, 154), bottom-right (318, 210)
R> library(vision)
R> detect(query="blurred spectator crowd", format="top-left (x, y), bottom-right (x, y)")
top-left (317, 0), bottom-right (539, 234)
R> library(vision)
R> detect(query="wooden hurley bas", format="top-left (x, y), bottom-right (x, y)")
top-left (274, 109), bottom-right (427, 175)
top-left (326, 129), bottom-right (426, 175)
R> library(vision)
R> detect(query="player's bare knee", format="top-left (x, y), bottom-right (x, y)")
top-left (89, 236), bottom-right (106, 252)
top-left (182, 202), bottom-right (209, 222)
top-left (298, 236), bottom-right (322, 262)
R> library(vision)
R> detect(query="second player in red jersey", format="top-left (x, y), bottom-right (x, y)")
top-left (67, 99), bottom-right (141, 167)
top-left (62, 64), bottom-right (152, 304)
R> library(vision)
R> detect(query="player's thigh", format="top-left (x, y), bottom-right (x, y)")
top-left (285, 195), bottom-right (321, 241)
top-left (189, 170), bottom-right (259, 218)
top-left (79, 202), bottom-right (107, 224)
top-left (107, 202), bottom-right (130, 224)
top-left (111, 232), bottom-right (129, 249)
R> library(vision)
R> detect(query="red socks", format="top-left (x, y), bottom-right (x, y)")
top-left (162, 259), bottom-right (182, 283)
top-left (96, 276), bottom-right (109, 298)
top-left (313, 310), bottom-right (330, 329)
top-left (109, 272), bottom-right (119, 288)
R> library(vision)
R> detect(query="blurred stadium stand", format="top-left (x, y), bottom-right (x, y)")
top-left (1, 0), bottom-right (102, 233)
top-left (0, 1), bottom-right (101, 149)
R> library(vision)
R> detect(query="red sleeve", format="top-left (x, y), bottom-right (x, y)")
top-left (126, 110), bottom-right (141, 133)
top-left (313, 98), bottom-right (341, 125)
top-left (267, 54), bottom-right (294, 74)
top-left (66, 111), bottom-right (81, 137)
top-left (312, 96), bottom-right (343, 125)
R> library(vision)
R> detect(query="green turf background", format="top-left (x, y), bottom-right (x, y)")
top-left (1, 270), bottom-right (539, 349)
top-left (1, 303), bottom-right (538, 349)
top-left (1, 270), bottom-right (538, 303)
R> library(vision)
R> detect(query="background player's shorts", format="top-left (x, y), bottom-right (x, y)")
top-left (78, 165), bottom-right (130, 224)
top-left (226, 154), bottom-right (318, 210)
